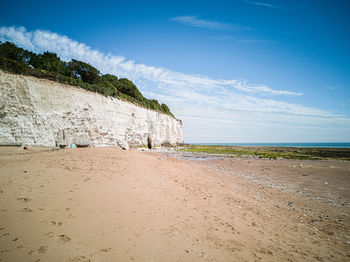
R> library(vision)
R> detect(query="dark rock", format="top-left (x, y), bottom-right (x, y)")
top-left (147, 136), bottom-right (152, 149)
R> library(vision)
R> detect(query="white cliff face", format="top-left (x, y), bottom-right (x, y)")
top-left (0, 70), bottom-right (183, 148)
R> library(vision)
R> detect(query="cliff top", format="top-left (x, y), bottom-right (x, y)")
top-left (0, 41), bottom-right (175, 118)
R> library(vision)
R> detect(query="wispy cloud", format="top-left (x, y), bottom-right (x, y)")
top-left (1, 26), bottom-right (348, 142)
top-left (170, 16), bottom-right (247, 31)
top-left (214, 35), bottom-right (233, 40)
top-left (0, 26), bottom-right (299, 97)
top-left (325, 85), bottom-right (342, 91)
top-left (243, 0), bottom-right (283, 9)
top-left (240, 38), bottom-right (274, 44)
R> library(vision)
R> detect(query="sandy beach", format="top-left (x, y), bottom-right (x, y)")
top-left (0, 147), bottom-right (349, 261)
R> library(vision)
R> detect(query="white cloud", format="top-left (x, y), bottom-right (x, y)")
top-left (240, 38), bottom-right (273, 44)
top-left (1, 26), bottom-right (349, 142)
top-left (214, 35), bottom-right (233, 40)
top-left (0, 26), bottom-right (36, 51)
top-left (170, 16), bottom-right (245, 31)
top-left (0, 26), bottom-right (301, 97)
top-left (325, 85), bottom-right (342, 91)
top-left (243, 0), bottom-right (283, 9)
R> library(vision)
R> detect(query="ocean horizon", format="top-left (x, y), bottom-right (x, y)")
top-left (191, 142), bottom-right (350, 148)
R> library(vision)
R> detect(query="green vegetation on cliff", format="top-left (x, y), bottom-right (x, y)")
top-left (0, 41), bottom-right (174, 117)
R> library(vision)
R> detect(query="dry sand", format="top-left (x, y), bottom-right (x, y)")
top-left (0, 147), bottom-right (349, 261)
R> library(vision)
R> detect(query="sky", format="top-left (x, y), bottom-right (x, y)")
top-left (0, 0), bottom-right (349, 143)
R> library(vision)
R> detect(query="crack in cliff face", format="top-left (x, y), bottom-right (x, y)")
top-left (0, 71), bottom-right (183, 148)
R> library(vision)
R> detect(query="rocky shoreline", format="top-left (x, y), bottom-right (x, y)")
top-left (151, 147), bottom-right (350, 207)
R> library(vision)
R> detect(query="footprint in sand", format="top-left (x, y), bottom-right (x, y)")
top-left (37, 246), bottom-right (48, 254)
top-left (45, 232), bottom-right (55, 238)
top-left (69, 255), bottom-right (91, 262)
top-left (17, 197), bottom-right (31, 202)
top-left (58, 234), bottom-right (71, 242)
top-left (256, 248), bottom-right (273, 255)
top-left (225, 223), bottom-right (236, 233)
top-left (51, 221), bottom-right (63, 226)
top-left (21, 208), bottom-right (33, 212)
top-left (28, 246), bottom-right (48, 255)
top-left (44, 232), bottom-right (71, 242)
top-left (100, 248), bottom-right (112, 252)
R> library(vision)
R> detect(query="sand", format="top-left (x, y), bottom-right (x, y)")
top-left (0, 147), bottom-right (349, 261)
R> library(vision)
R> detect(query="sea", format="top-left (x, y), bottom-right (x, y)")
top-left (192, 143), bottom-right (350, 148)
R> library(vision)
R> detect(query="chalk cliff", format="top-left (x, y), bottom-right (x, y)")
top-left (0, 70), bottom-right (183, 148)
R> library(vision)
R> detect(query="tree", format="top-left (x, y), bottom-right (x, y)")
top-left (118, 78), bottom-right (144, 100)
top-left (161, 103), bottom-right (171, 114)
top-left (149, 99), bottom-right (161, 111)
top-left (0, 41), bottom-right (22, 61)
top-left (31, 52), bottom-right (69, 76)
top-left (101, 74), bottom-right (118, 84)
top-left (68, 59), bottom-right (100, 84)
top-left (0, 41), bottom-right (33, 64)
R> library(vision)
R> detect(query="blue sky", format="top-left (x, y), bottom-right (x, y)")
top-left (1, 0), bottom-right (349, 142)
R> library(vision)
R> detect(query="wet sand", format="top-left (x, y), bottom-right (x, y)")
top-left (0, 147), bottom-right (349, 261)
